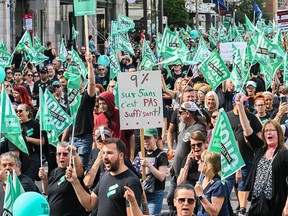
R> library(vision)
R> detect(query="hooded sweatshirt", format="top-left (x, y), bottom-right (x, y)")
top-left (94, 92), bottom-right (134, 156)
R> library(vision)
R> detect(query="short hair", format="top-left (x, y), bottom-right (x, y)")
top-left (281, 87), bottom-right (288, 95)
top-left (0, 152), bottom-right (21, 168)
top-left (103, 138), bottom-right (126, 154)
top-left (190, 130), bottom-right (206, 143)
top-left (174, 182), bottom-right (196, 200)
top-left (13, 69), bottom-right (22, 74)
top-left (57, 141), bottom-right (70, 149)
top-left (89, 35), bottom-right (93, 40)
top-left (46, 42), bottom-right (52, 46)
top-left (183, 86), bottom-right (196, 94)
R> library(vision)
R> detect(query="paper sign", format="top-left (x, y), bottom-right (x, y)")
top-left (219, 42), bottom-right (247, 63)
top-left (73, 0), bottom-right (96, 16)
top-left (118, 71), bottom-right (163, 130)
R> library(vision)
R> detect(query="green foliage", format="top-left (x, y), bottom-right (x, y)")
top-left (163, 0), bottom-right (191, 28)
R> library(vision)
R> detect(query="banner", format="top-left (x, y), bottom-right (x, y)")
top-left (219, 42), bottom-right (247, 63)
top-left (118, 71), bottom-right (163, 130)
top-left (117, 14), bottom-right (135, 32)
top-left (73, 0), bottom-right (96, 16)
top-left (209, 108), bottom-right (245, 183)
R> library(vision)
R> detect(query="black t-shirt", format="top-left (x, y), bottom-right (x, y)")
top-left (224, 91), bottom-right (236, 112)
top-left (144, 148), bottom-right (169, 192)
top-left (21, 119), bottom-right (41, 155)
top-left (163, 76), bottom-right (176, 106)
top-left (155, 211), bottom-right (196, 216)
top-left (180, 158), bottom-right (200, 186)
top-left (74, 91), bottom-right (96, 137)
top-left (47, 168), bottom-right (89, 216)
top-left (227, 110), bottom-right (262, 161)
top-left (33, 79), bottom-right (52, 106)
top-left (93, 169), bottom-right (142, 216)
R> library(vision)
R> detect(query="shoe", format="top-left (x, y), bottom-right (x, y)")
top-left (233, 206), bottom-right (239, 216)
top-left (238, 207), bottom-right (246, 216)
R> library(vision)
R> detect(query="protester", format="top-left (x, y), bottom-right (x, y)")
top-left (195, 151), bottom-right (231, 216)
top-left (44, 41), bottom-right (57, 66)
top-left (254, 94), bottom-right (269, 124)
top-left (66, 138), bottom-right (142, 216)
top-left (39, 142), bottom-right (89, 216)
top-left (4, 67), bottom-right (14, 84)
top-left (203, 91), bottom-right (219, 116)
top-left (13, 85), bottom-right (34, 112)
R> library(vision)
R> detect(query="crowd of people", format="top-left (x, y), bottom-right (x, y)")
top-left (1, 18), bottom-right (288, 216)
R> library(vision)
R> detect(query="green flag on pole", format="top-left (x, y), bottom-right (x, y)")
top-left (244, 14), bottom-right (260, 33)
top-left (36, 89), bottom-right (73, 136)
top-left (0, 39), bottom-right (7, 51)
top-left (142, 39), bottom-right (156, 62)
top-left (59, 38), bottom-right (68, 62)
top-left (64, 71), bottom-right (81, 89)
top-left (33, 36), bottom-right (46, 53)
top-left (14, 31), bottom-right (33, 51)
top-left (13, 169), bottom-right (24, 199)
top-left (113, 82), bottom-right (119, 108)
top-left (0, 87), bottom-right (28, 154)
top-left (209, 108), bottom-right (245, 183)
top-left (3, 172), bottom-right (15, 215)
top-left (69, 47), bottom-right (88, 78)
top-left (109, 48), bottom-right (121, 79)
top-left (198, 49), bottom-right (230, 90)
top-left (68, 88), bottom-right (82, 125)
top-left (72, 24), bottom-right (79, 40)
top-left (116, 33), bottom-right (135, 56)
top-left (117, 14), bottom-right (135, 32)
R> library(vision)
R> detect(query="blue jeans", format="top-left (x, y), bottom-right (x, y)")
top-left (166, 176), bottom-right (177, 211)
top-left (226, 160), bottom-right (253, 194)
top-left (146, 190), bottom-right (164, 215)
top-left (72, 134), bottom-right (93, 170)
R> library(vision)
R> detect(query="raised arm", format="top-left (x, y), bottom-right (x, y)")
top-left (86, 53), bottom-right (96, 97)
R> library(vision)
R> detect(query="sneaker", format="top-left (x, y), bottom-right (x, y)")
top-left (233, 206), bottom-right (240, 216)
top-left (238, 207), bottom-right (246, 216)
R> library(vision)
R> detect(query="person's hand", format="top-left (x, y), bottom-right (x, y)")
top-left (67, 145), bottom-right (77, 156)
top-left (65, 165), bottom-right (78, 184)
top-left (95, 149), bottom-right (103, 164)
top-left (86, 53), bottom-right (92, 63)
top-left (186, 151), bottom-right (195, 165)
top-left (235, 169), bottom-right (242, 183)
top-left (168, 149), bottom-right (174, 156)
top-left (38, 167), bottom-right (47, 181)
top-left (123, 186), bottom-right (136, 203)
top-left (277, 102), bottom-right (288, 116)
top-left (283, 205), bottom-right (288, 216)
top-left (140, 157), bottom-right (151, 167)
top-left (195, 181), bottom-right (204, 196)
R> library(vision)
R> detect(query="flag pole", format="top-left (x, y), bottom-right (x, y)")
top-left (0, 85), bottom-right (3, 145)
top-left (140, 128), bottom-right (147, 180)
top-left (39, 88), bottom-right (43, 167)
top-left (69, 124), bottom-right (75, 166)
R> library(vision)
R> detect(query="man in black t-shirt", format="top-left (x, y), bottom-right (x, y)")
top-left (66, 138), bottom-right (142, 216)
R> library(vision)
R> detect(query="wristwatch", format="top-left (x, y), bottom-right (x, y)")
top-left (198, 194), bottom-right (205, 201)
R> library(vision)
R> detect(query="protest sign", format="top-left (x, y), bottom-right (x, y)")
top-left (118, 71), bottom-right (163, 130)
top-left (219, 42), bottom-right (247, 63)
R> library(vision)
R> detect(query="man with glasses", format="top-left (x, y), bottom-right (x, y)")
top-left (95, 65), bottom-right (109, 90)
top-left (38, 141), bottom-right (89, 216)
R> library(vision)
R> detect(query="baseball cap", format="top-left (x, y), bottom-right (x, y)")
top-left (180, 101), bottom-right (200, 112)
top-left (144, 128), bottom-right (158, 137)
top-left (246, 81), bottom-right (257, 88)
top-left (52, 81), bottom-right (62, 86)
top-left (95, 128), bottom-right (112, 140)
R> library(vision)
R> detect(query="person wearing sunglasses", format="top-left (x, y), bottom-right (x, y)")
top-left (38, 141), bottom-right (89, 216)
top-left (195, 151), bottom-right (231, 216)
top-left (52, 80), bottom-right (68, 109)
top-left (177, 131), bottom-right (206, 186)
top-left (95, 65), bottom-right (109, 90)
top-left (124, 182), bottom-right (197, 216)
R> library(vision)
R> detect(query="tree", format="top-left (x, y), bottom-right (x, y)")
top-left (163, 0), bottom-right (191, 28)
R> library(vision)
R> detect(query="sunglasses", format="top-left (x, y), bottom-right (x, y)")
top-left (27, 74), bottom-right (33, 77)
top-left (16, 109), bottom-right (24, 114)
top-left (5, 85), bottom-right (11, 88)
top-left (66, 58), bottom-right (71, 61)
top-left (191, 142), bottom-right (202, 149)
top-left (98, 68), bottom-right (105, 71)
top-left (177, 198), bottom-right (195, 205)
top-left (6, 72), bottom-right (13, 74)
top-left (34, 75), bottom-right (39, 77)
top-left (211, 115), bottom-right (218, 119)
top-left (53, 85), bottom-right (61, 89)
top-left (56, 152), bottom-right (69, 157)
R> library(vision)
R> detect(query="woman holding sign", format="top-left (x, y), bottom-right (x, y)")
top-left (139, 128), bottom-right (168, 215)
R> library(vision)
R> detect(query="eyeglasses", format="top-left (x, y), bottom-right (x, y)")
top-left (264, 129), bottom-right (277, 133)
top-left (246, 86), bottom-right (255, 89)
top-left (191, 142), bottom-right (202, 149)
top-left (66, 58), bottom-right (71, 61)
top-left (177, 198), bottom-right (195, 205)
top-left (16, 109), bottom-right (23, 114)
top-left (256, 104), bottom-right (265, 107)
top-left (27, 74), bottom-right (33, 77)
top-left (56, 152), bottom-right (69, 157)
top-left (110, 86), bottom-right (115, 88)
top-left (211, 115), bottom-right (218, 119)
top-left (6, 72), bottom-right (12, 74)
top-left (4, 85), bottom-right (11, 88)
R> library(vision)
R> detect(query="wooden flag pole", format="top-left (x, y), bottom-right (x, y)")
top-left (140, 128), bottom-right (146, 180)
top-left (84, 15), bottom-right (91, 69)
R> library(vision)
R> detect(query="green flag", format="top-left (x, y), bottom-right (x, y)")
top-left (59, 38), bottom-right (68, 62)
top-left (231, 44), bottom-right (249, 93)
top-left (72, 24), bottom-right (79, 40)
top-left (64, 71), bottom-right (81, 89)
top-left (68, 88), bottom-right (82, 125)
top-left (0, 49), bottom-right (13, 68)
top-left (260, 64), bottom-right (275, 90)
top-left (0, 39), bottom-right (7, 51)
top-left (142, 39), bottom-right (156, 62)
top-left (138, 55), bottom-right (155, 71)
top-left (30, 52), bottom-right (49, 66)
top-left (13, 169), bottom-right (24, 199)
top-left (233, 33), bottom-right (245, 42)
top-left (115, 33), bottom-right (135, 56)
top-left (192, 43), bottom-right (211, 64)
top-left (36, 89), bottom-right (73, 136)
top-left (113, 82), bottom-right (119, 108)
top-left (0, 88), bottom-right (28, 154)
top-left (117, 14), bottom-right (135, 32)
top-left (73, 0), bottom-right (96, 16)
top-left (3, 172), bottom-right (16, 215)
top-left (14, 30), bottom-right (33, 51)
top-left (109, 48), bottom-right (121, 79)
top-left (111, 21), bottom-right (120, 36)
top-left (47, 130), bottom-right (60, 147)
top-left (69, 47), bottom-right (88, 78)
top-left (33, 36), bottom-right (46, 53)
top-left (284, 54), bottom-right (288, 87)
top-left (245, 37), bottom-right (258, 65)
top-left (244, 14), bottom-right (260, 33)
top-left (209, 108), bottom-right (245, 183)
top-left (198, 49), bottom-right (230, 90)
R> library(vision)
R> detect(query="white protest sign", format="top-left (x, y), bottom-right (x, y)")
top-left (118, 71), bottom-right (163, 130)
top-left (219, 42), bottom-right (247, 63)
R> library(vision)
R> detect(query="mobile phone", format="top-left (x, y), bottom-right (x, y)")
top-left (281, 96), bottom-right (287, 103)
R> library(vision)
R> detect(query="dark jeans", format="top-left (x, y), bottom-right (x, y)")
top-left (72, 134), bottom-right (93, 170)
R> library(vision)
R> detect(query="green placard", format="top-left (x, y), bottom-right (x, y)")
top-left (73, 0), bottom-right (96, 16)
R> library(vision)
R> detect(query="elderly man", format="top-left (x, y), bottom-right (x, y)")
top-left (0, 152), bottom-right (39, 215)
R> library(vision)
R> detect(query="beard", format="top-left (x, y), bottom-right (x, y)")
top-left (105, 156), bottom-right (120, 172)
